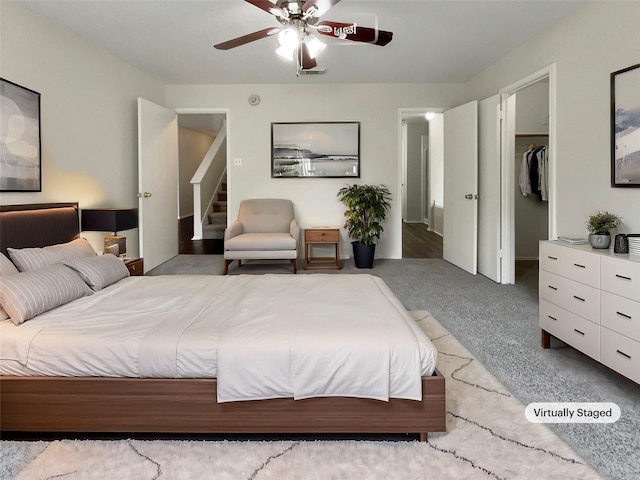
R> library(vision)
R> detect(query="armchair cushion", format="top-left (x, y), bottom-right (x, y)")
top-left (224, 233), bottom-right (297, 251)
top-left (238, 199), bottom-right (295, 233)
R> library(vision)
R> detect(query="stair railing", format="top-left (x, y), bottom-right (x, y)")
top-left (191, 121), bottom-right (227, 240)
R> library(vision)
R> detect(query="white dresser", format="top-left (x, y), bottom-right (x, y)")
top-left (539, 241), bottom-right (640, 384)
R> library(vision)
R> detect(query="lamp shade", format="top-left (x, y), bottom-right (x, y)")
top-left (81, 208), bottom-right (138, 234)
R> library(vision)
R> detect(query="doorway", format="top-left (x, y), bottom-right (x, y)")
top-left (399, 109), bottom-right (444, 258)
top-left (175, 112), bottom-right (227, 255)
top-left (500, 65), bottom-right (556, 285)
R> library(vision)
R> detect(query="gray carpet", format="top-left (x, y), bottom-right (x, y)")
top-left (147, 255), bottom-right (639, 480)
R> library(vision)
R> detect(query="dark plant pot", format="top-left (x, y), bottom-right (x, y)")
top-left (352, 241), bottom-right (376, 269)
top-left (588, 233), bottom-right (611, 249)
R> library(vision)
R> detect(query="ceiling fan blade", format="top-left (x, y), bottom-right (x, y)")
top-left (214, 27), bottom-right (280, 50)
top-left (244, 0), bottom-right (288, 18)
top-left (299, 42), bottom-right (317, 70)
top-left (316, 21), bottom-right (393, 46)
top-left (302, 0), bottom-right (342, 19)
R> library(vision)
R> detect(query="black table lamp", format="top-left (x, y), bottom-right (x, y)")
top-left (81, 208), bottom-right (138, 256)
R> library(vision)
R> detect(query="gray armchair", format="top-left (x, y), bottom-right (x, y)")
top-left (223, 199), bottom-right (299, 274)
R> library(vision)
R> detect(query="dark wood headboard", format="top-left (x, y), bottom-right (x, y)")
top-left (0, 203), bottom-right (80, 256)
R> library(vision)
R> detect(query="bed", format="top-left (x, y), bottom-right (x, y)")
top-left (0, 203), bottom-right (446, 440)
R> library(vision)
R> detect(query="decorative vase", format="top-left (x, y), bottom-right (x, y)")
top-left (588, 233), bottom-right (611, 249)
top-left (352, 241), bottom-right (376, 269)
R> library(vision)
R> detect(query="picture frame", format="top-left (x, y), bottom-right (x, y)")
top-left (271, 122), bottom-right (360, 178)
top-left (0, 78), bottom-right (41, 192)
top-left (611, 63), bottom-right (640, 187)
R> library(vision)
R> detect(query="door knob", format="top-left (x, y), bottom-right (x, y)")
top-left (137, 192), bottom-right (152, 198)
top-left (464, 194), bottom-right (473, 199)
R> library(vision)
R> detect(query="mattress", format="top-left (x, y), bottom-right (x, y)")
top-left (0, 274), bottom-right (437, 402)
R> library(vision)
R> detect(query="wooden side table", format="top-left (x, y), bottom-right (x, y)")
top-left (124, 258), bottom-right (144, 276)
top-left (304, 228), bottom-right (341, 270)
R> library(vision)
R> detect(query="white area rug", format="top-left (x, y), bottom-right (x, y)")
top-left (8, 312), bottom-right (601, 480)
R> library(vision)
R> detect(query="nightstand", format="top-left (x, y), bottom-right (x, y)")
top-left (124, 258), bottom-right (144, 276)
top-left (304, 228), bottom-right (341, 270)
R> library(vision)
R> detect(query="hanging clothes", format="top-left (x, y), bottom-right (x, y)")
top-left (519, 145), bottom-right (548, 201)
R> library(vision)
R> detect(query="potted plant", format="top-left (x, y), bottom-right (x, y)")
top-left (337, 184), bottom-right (391, 268)
top-left (586, 210), bottom-right (623, 249)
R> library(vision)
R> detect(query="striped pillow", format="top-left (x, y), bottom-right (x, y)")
top-left (8, 238), bottom-right (96, 272)
top-left (0, 263), bottom-right (93, 325)
top-left (0, 253), bottom-right (19, 320)
top-left (63, 254), bottom-right (130, 291)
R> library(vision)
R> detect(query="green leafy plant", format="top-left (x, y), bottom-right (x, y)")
top-left (337, 184), bottom-right (391, 246)
top-left (586, 211), bottom-right (623, 235)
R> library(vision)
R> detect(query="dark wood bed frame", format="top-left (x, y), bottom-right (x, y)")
top-left (0, 203), bottom-right (446, 440)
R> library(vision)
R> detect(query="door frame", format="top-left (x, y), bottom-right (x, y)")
top-left (397, 108), bottom-right (445, 245)
top-left (499, 64), bottom-right (557, 284)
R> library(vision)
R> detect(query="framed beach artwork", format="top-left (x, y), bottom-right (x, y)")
top-left (611, 63), bottom-right (640, 187)
top-left (0, 78), bottom-right (42, 192)
top-left (271, 122), bottom-right (360, 178)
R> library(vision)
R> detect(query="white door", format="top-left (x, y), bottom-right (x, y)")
top-left (137, 98), bottom-right (179, 272)
top-left (478, 95), bottom-right (501, 282)
top-left (443, 101), bottom-right (478, 274)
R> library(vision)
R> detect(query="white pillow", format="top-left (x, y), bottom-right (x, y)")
top-left (63, 254), bottom-right (130, 291)
top-left (0, 263), bottom-right (93, 325)
top-left (0, 253), bottom-right (19, 320)
top-left (8, 238), bottom-right (96, 272)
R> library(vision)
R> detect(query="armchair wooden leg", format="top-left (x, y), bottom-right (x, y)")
top-left (223, 260), bottom-right (231, 275)
top-left (291, 259), bottom-right (297, 274)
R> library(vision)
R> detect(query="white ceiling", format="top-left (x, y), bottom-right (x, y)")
top-left (17, 0), bottom-right (584, 85)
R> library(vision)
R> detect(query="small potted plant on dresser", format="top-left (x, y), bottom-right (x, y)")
top-left (337, 184), bottom-right (391, 268)
top-left (586, 211), bottom-right (623, 249)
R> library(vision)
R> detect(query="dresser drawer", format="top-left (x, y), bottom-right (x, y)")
top-left (539, 300), bottom-right (600, 361)
top-left (305, 229), bottom-right (340, 243)
top-left (539, 242), bottom-right (600, 288)
top-left (601, 327), bottom-right (640, 384)
top-left (601, 256), bottom-right (640, 302)
top-left (601, 291), bottom-right (640, 342)
top-left (539, 270), bottom-right (600, 323)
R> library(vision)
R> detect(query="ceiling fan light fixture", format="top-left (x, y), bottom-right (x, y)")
top-left (304, 34), bottom-right (326, 59)
top-left (276, 44), bottom-right (296, 60)
top-left (278, 27), bottom-right (299, 49)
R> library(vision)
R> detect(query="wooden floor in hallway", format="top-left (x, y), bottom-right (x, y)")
top-left (402, 222), bottom-right (443, 259)
top-left (179, 216), bottom-right (223, 255)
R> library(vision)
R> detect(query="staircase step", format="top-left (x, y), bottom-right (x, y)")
top-left (203, 223), bottom-right (225, 240)
top-left (212, 201), bottom-right (227, 212)
top-left (209, 212), bottom-right (227, 224)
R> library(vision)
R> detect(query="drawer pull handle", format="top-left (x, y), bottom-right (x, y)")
top-left (573, 263), bottom-right (586, 269)
top-left (547, 255), bottom-right (558, 260)
top-left (615, 274), bottom-right (632, 281)
top-left (616, 350), bottom-right (631, 360)
top-left (573, 295), bottom-right (585, 302)
top-left (573, 329), bottom-right (585, 336)
top-left (548, 315), bottom-right (557, 321)
top-left (616, 311), bottom-right (632, 320)
top-left (548, 285), bottom-right (558, 291)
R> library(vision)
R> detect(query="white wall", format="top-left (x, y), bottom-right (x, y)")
top-left (465, 0), bottom-right (640, 237)
top-left (165, 84), bottom-right (465, 258)
top-left (0, 2), bottom-right (166, 257)
top-left (405, 121), bottom-right (429, 222)
top-left (428, 114), bottom-right (445, 210)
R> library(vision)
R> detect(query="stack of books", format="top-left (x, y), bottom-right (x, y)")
top-left (557, 236), bottom-right (588, 245)
top-left (628, 234), bottom-right (640, 255)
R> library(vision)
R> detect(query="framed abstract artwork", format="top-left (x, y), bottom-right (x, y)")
top-left (611, 64), bottom-right (640, 187)
top-left (271, 122), bottom-right (360, 178)
top-left (0, 78), bottom-right (41, 192)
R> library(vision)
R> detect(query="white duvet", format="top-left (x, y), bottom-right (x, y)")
top-left (0, 274), bottom-right (437, 402)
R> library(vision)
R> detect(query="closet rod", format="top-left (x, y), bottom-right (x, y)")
top-left (515, 133), bottom-right (549, 137)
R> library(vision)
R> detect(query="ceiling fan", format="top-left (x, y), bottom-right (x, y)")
top-left (214, 0), bottom-right (393, 75)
